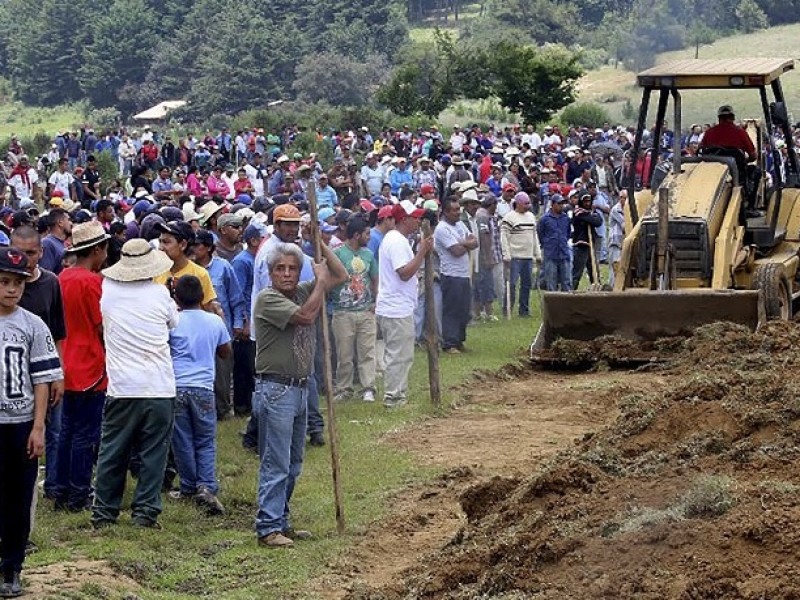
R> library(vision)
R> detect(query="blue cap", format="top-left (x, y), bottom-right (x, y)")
top-left (320, 222), bottom-right (338, 233)
top-left (133, 199), bottom-right (154, 218)
top-left (236, 193), bottom-right (252, 205)
top-left (243, 222), bottom-right (266, 242)
top-left (440, 154), bottom-right (451, 164)
top-left (318, 206), bottom-right (336, 222)
top-left (0, 230), bottom-right (9, 246)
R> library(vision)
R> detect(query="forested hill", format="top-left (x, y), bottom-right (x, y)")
top-left (0, 0), bottom-right (797, 120)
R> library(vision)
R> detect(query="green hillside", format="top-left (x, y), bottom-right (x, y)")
top-left (578, 23), bottom-right (800, 127)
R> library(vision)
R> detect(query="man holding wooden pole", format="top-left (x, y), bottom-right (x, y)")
top-left (252, 222), bottom-right (347, 547)
top-left (376, 201), bottom-right (433, 408)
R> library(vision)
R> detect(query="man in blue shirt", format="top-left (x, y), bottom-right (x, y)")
top-left (389, 157), bottom-right (413, 196)
top-left (194, 231), bottom-right (246, 421)
top-left (314, 173), bottom-right (338, 209)
top-left (231, 223), bottom-right (265, 416)
top-left (536, 194), bottom-right (572, 291)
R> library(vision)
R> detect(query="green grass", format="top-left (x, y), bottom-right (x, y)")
top-left (30, 305), bottom-right (538, 599)
top-left (0, 100), bottom-right (84, 139)
top-left (577, 23), bottom-right (800, 126)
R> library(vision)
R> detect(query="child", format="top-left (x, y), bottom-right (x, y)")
top-left (0, 247), bottom-right (63, 597)
top-left (169, 275), bottom-right (231, 514)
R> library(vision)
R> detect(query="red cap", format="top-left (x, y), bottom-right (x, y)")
top-left (420, 183), bottom-right (436, 196)
top-left (377, 205), bottom-right (395, 220)
top-left (360, 199), bottom-right (377, 213)
top-left (392, 201), bottom-right (425, 221)
top-left (50, 189), bottom-right (64, 198)
top-left (502, 183), bottom-right (517, 193)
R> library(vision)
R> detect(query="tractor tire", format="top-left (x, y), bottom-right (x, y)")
top-left (752, 263), bottom-right (791, 320)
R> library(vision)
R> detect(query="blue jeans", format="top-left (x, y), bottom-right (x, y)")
top-left (254, 379), bottom-right (307, 537)
top-left (172, 387), bottom-right (218, 495)
top-left (54, 391), bottom-right (105, 508)
top-left (543, 258), bottom-right (572, 291)
top-left (44, 401), bottom-right (63, 497)
top-left (440, 275), bottom-right (472, 350)
top-left (507, 258), bottom-right (533, 316)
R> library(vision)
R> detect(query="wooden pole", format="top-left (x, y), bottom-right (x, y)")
top-left (306, 184), bottom-right (346, 534)
top-left (420, 220), bottom-right (441, 407)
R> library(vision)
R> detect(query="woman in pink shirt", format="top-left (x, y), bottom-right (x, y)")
top-left (207, 165), bottom-right (230, 197)
top-left (186, 166), bottom-right (203, 198)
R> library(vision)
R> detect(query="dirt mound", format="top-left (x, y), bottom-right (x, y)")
top-left (349, 321), bottom-right (800, 599)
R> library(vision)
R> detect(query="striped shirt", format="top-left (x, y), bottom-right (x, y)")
top-left (0, 307), bottom-right (63, 424)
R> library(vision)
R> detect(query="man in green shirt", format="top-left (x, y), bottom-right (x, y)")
top-left (331, 215), bottom-right (379, 403)
top-left (252, 239), bottom-right (346, 548)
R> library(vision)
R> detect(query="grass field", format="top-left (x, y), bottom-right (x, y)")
top-left (30, 306), bottom-right (539, 599)
top-left (0, 100), bottom-right (85, 139)
top-left (577, 23), bottom-right (800, 126)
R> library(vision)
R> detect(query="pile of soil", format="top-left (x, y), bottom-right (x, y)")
top-left (535, 334), bottom-right (686, 366)
top-left (351, 321), bottom-right (800, 599)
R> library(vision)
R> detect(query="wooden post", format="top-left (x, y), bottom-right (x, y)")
top-left (306, 184), bottom-right (346, 534)
top-left (420, 220), bottom-right (441, 407)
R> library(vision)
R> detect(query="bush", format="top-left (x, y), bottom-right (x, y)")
top-left (94, 151), bottom-right (120, 195)
top-left (87, 107), bottom-right (122, 131)
top-left (560, 102), bottom-right (612, 128)
top-left (622, 98), bottom-right (637, 122)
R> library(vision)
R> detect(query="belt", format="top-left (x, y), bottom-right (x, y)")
top-left (256, 373), bottom-right (309, 388)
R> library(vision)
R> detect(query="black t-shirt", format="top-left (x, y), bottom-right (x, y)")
top-left (82, 168), bottom-right (101, 197)
top-left (19, 268), bottom-right (67, 342)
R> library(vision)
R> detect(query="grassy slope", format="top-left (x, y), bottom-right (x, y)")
top-left (0, 100), bottom-right (84, 139)
top-left (31, 306), bottom-right (539, 599)
top-left (577, 23), bottom-right (800, 126)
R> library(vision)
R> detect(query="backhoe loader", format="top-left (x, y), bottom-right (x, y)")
top-left (532, 58), bottom-right (800, 358)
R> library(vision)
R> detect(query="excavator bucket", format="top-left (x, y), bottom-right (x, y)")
top-left (530, 290), bottom-right (764, 365)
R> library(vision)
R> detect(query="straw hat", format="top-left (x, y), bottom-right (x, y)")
top-left (182, 201), bottom-right (202, 222)
top-left (198, 201), bottom-right (224, 225)
top-left (102, 238), bottom-right (173, 282)
top-left (66, 222), bottom-right (110, 253)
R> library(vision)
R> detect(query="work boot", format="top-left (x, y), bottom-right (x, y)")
top-left (0, 571), bottom-right (22, 598)
top-left (195, 486), bottom-right (225, 515)
top-left (309, 432), bottom-right (325, 447)
top-left (257, 532), bottom-right (294, 548)
top-left (283, 528), bottom-right (313, 541)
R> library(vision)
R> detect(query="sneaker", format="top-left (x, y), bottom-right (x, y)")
top-left (333, 391), bottom-right (351, 403)
top-left (444, 347), bottom-right (461, 355)
top-left (383, 396), bottom-right (408, 408)
top-left (0, 571), bottom-right (22, 598)
top-left (309, 432), bottom-right (326, 447)
top-left (283, 528), bottom-right (313, 540)
top-left (258, 532), bottom-right (294, 548)
top-left (362, 390), bottom-right (375, 403)
top-left (195, 487), bottom-right (225, 515)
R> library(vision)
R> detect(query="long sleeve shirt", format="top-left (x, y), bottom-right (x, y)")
top-left (500, 210), bottom-right (542, 262)
top-left (537, 211), bottom-right (571, 261)
top-left (206, 256), bottom-right (246, 334)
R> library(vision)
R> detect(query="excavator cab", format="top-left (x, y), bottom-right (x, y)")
top-left (532, 59), bottom-right (800, 362)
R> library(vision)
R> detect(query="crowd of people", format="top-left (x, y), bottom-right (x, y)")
top-left (0, 109), bottom-right (772, 594)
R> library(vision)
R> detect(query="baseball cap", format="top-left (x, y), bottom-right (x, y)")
top-left (718, 105), bottom-right (735, 117)
top-left (133, 199), bottom-right (155, 218)
top-left (551, 193), bottom-right (568, 204)
top-left (359, 199), bottom-right (377, 213)
top-left (420, 183), bottom-right (436, 196)
top-left (377, 205), bottom-right (395, 220)
top-left (392, 200), bottom-right (425, 221)
top-left (320, 222), bottom-right (338, 234)
top-left (0, 247), bottom-right (31, 277)
top-left (502, 183), bottom-right (517, 193)
top-left (335, 209), bottom-right (353, 225)
top-left (273, 204), bottom-right (302, 223)
top-left (218, 213), bottom-right (244, 228)
top-left (318, 206), bottom-right (336, 222)
top-left (156, 220), bottom-right (196, 242)
top-left (236, 193), bottom-right (253, 205)
top-left (422, 199), bottom-right (439, 211)
top-left (243, 223), bottom-right (266, 242)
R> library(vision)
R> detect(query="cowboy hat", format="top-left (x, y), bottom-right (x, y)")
top-left (198, 201), bottom-right (225, 225)
top-left (102, 238), bottom-right (173, 282)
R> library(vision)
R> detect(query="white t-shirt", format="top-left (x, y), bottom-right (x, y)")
top-left (9, 168), bottom-right (38, 200)
top-left (101, 279), bottom-right (179, 398)
top-left (376, 229), bottom-right (417, 319)
top-left (245, 163), bottom-right (266, 197)
top-left (48, 171), bottom-right (74, 197)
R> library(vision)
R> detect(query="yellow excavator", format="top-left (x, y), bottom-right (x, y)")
top-left (532, 58), bottom-right (800, 357)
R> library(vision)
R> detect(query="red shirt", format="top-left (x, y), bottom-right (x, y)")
top-left (58, 267), bottom-right (107, 392)
top-left (700, 121), bottom-right (756, 158)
